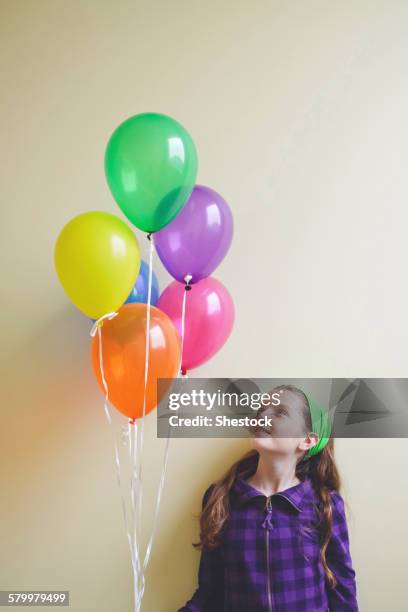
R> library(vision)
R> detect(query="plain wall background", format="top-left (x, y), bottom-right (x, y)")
top-left (2, 0), bottom-right (408, 610)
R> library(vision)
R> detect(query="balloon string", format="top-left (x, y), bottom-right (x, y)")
top-left (94, 321), bottom-right (141, 611)
top-left (137, 427), bottom-right (173, 603)
top-left (134, 233), bottom-right (155, 606)
top-left (137, 274), bottom-right (191, 603)
top-left (179, 274), bottom-right (192, 375)
top-left (129, 419), bottom-right (142, 611)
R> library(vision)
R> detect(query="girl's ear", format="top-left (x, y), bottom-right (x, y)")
top-left (298, 431), bottom-right (319, 453)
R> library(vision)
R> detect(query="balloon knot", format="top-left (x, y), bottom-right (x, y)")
top-left (184, 274), bottom-right (193, 290)
top-left (90, 311), bottom-right (118, 337)
top-left (147, 232), bottom-right (152, 241)
top-left (181, 368), bottom-right (187, 376)
top-left (129, 418), bottom-right (136, 426)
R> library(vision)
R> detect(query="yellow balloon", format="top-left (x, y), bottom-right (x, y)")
top-left (54, 211), bottom-right (141, 319)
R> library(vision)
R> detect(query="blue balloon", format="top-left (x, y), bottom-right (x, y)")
top-left (125, 260), bottom-right (159, 306)
top-left (90, 260), bottom-right (159, 322)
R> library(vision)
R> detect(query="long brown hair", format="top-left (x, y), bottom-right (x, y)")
top-left (193, 384), bottom-right (343, 590)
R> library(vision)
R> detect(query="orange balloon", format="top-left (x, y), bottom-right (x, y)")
top-left (91, 303), bottom-right (181, 419)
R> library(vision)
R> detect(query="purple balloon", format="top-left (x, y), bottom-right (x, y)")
top-left (154, 185), bottom-right (233, 283)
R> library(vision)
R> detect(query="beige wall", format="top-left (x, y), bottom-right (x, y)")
top-left (2, 0), bottom-right (408, 610)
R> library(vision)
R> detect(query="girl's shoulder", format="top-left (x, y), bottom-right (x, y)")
top-left (328, 489), bottom-right (348, 519)
top-left (311, 487), bottom-right (348, 526)
top-left (326, 488), bottom-right (346, 509)
top-left (307, 483), bottom-right (346, 511)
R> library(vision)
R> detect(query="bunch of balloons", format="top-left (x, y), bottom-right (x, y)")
top-left (54, 112), bottom-right (235, 419)
top-left (54, 112), bottom-right (234, 612)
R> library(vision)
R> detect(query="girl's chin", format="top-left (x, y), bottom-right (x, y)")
top-left (251, 437), bottom-right (277, 451)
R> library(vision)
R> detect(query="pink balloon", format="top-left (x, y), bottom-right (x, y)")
top-left (158, 277), bottom-right (235, 371)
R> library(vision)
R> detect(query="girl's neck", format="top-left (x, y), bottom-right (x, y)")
top-left (246, 453), bottom-right (301, 497)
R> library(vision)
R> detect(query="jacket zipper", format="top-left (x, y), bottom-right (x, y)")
top-left (264, 496), bottom-right (273, 612)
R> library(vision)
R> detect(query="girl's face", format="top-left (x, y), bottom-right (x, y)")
top-left (249, 388), bottom-right (318, 460)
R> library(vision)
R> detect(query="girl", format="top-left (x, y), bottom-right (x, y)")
top-left (178, 384), bottom-right (358, 611)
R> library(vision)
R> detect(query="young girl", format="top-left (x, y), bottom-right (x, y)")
top-left (178, 384), bottom-right (358, 611)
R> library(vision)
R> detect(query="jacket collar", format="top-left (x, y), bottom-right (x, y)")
top-left (232, 475), bottom-right (315, 513)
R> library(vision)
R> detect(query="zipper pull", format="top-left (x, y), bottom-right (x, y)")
top-left (262, 496), bottom-right (273, 530)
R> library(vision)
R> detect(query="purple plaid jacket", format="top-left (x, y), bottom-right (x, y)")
top-left (178, 476), bottom-right (358, 611)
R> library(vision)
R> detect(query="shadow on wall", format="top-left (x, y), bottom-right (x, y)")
top-left (1, 305), bottom-right (99, 515)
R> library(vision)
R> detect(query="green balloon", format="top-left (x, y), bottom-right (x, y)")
top-left (104, 113), bottom-right (198, 233)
